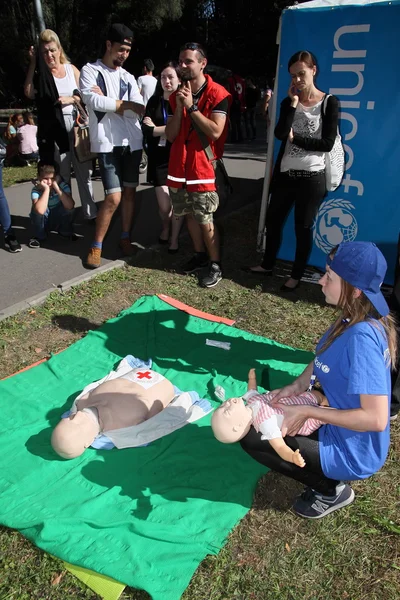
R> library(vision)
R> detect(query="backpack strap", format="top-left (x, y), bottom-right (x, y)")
top-left (322, 93), bottom-right (331, 118)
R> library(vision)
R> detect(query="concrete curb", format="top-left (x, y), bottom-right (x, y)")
top-left (0, 259), bottom-right (126, 322)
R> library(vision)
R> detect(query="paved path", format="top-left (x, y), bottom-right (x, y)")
top-left (1, 139), bottom-right (267, 316)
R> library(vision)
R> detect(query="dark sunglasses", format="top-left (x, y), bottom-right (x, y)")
top-left (180, 42), bottom-right (207, 58)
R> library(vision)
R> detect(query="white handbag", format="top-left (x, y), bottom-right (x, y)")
top-left (322, 94), bottom-right (345, 192)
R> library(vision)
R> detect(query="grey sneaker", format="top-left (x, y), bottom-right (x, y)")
top-left (4, 234), bottom-right (22, 253)
top-left (293, 483), bottom-right (355, 519)
top-left (200, 262), bottom-right (223, 288)
top-left (182, 253), bottom-right (208, 274)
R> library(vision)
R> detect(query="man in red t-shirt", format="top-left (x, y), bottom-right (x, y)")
top-left (166, 42), bottom-right (230, 288)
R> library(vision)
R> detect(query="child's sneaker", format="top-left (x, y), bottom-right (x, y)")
top-left (85, 247), bottom-right (102, 269)
top-left (4, 234), bottom-right (22, 253)
top-left (28, 237), bottom-right (41, 249)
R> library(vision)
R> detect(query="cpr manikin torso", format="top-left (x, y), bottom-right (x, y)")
top-left (76, 369), bottom-right (174, 430)
top-left (211, 369), bottom-right (329, 467)
top-left (51, 368), bottom-right (175, 459)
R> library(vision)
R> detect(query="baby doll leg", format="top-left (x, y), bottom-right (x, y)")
top-left (269, 437), bottom-right (305, 467)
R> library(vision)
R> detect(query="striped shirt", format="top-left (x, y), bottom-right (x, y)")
top-left (247, 391), bottom-right (323, 438)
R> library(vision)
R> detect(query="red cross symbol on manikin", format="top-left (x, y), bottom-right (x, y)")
top-left (136, 371), bottom-right (152, 380)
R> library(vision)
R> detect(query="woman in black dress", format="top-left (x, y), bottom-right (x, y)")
top-left (142, 61), bottom-right (184, 253)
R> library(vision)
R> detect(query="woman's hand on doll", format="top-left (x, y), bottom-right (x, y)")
top-left (269, 381), bottom-right (305, 402)
top-left (276, 404), bottom-right (308, 438)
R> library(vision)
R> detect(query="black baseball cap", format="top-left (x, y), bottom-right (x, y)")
top-left (107, 23), bottom-right (133, 46)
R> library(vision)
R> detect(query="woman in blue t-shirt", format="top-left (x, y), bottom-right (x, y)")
top-left (240, 241), bottom-right (397, 519)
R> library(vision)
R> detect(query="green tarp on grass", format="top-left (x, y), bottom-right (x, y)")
top-left (0, 295), bottom-right (313, 599)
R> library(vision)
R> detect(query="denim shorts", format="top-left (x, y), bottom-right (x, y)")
top-left (98, 146), bottom-right (142, 195)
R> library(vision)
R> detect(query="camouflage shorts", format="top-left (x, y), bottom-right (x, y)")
top-left (169, 187), bottom-right (219, 224)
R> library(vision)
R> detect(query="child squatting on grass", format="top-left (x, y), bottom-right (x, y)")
top-left (239, 241), bottom-right (397, 519)
top-left (29, 161), bottom-right (76, 248)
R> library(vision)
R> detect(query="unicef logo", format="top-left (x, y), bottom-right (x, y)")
top-left (321, 365), bottom-right (330, 373)
top-left (314, 199), bottom-right (358, 254)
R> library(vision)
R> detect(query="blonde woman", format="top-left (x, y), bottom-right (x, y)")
top-left (24, 29), bottom-right (97, 221)
top-left (241, 241), bottom-right (396, 519)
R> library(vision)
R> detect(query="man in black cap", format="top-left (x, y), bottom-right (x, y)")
top-left (80, 24), bottom-right (145, 269)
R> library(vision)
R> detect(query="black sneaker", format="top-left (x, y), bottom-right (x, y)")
top-left (182, 253), bottom-right (208, 274)
top-left (28, 237), bottom-right (41, 249)
top-left (4, 234), bottom-right (22, 253)
top-left (200, 262), bottom-right (223, 288)
top-left (293, 483), bottom-right (355, 519)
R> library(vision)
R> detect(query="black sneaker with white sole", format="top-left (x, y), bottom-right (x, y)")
top-left (4, 234), bottom-right (22, 253)
top-left (200, 262), bottom-right (223, 288)
top-left (293, 483), bottom-right (355, 519)
top-left (182, 253), bottom-right (208, 274)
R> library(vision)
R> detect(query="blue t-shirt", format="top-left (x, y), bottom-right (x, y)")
top-left (31, 181), bottom-right (71, 210)
top-left (315, 320), bottom-right (390, 481)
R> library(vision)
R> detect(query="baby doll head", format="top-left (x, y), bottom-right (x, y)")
top-left (211, 397), bottom-right (252, 443)
top-left (51, 410), bottom-right (100, 459)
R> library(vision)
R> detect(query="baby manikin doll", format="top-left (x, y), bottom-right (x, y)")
top-left (51, 367), bottom-right (176, 459)
top-left (211, 369), bottom-right (329, 467)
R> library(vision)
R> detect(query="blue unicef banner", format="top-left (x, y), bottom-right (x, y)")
top-left (276, 1), bottom-right (400, 283)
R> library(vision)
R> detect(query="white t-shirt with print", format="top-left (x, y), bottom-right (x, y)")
top-left (281, 99), bottom-right (325, 172)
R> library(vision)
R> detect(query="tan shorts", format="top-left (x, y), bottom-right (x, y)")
top-left (169, 187), bottom-right (219, 224)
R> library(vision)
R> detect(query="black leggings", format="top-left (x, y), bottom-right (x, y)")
top-left (261, 171), bottom-right (326, 280)
top-left (240, 426), bottom-right (340, 496)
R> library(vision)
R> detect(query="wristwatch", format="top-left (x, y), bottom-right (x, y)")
top-left (188, 104), bottom-right (199, 114)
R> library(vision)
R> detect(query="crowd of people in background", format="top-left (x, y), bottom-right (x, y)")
top-left (0, 24), bottom-right (270, 277)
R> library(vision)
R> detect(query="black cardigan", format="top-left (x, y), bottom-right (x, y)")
top-left (270, 94), bottom-right (339, 190)
top-left (275, 94), bottom-right (339, 152)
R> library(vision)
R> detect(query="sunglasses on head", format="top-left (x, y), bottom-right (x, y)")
top-left (180, 42), bottom-right (207, 58)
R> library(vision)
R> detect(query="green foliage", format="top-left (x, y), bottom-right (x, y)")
top-left (0, 0), bottom-right (301, 107)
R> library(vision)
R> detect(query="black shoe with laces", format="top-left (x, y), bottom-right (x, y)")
top-left (4, 233), bottom-right (22, 253)
top-left (182, 253), bottom-right (208, 274)
top-left (293, 483), bottom-right (355, 519)
top-left (200, 262), bottom-right (223, 288)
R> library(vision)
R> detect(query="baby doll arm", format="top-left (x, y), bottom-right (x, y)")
top-left (248, 368), bottom-right (257, 391)
top-left (311, 390), bottom-right (329, 407)
top-left (269, 437), bottom-right (306, 468)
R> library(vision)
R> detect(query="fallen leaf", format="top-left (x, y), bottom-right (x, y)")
top-left (34, 348), bottom-right (43, 354)
top-left (285, 542), bottom-right (291, 552)
top-left (51, 571), bottom-right (65, 586)
top-left (29, 310), bottom-right (36, 315)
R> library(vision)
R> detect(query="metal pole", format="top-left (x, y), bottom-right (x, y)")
top-left (33, 0), bottom-right (46, 32)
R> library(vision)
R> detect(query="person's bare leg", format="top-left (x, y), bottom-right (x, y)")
top-left (93, 192), bottom-right (122, 243)
top-left (169, 214), bottom-right (184, 250)
top-left (155, 185), bottom-right (172, 241)
top-left (186, 213), bottom-right (206, 253)
top-left (200, 221), bottom-right (220, 262)
top-left (121, 186), bottom-right (136, 235)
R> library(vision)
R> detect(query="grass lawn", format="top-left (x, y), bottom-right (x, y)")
top-left (0, 202), bottom-right (399, 600)
top-left (2, 164), bottom-right (37, 188)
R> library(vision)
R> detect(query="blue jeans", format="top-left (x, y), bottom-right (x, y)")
top-left (30, 203), bottom-right (74, 240)
top-left (0, 164), bottom-right (12, 235)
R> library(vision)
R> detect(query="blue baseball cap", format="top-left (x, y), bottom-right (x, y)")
top-left (327, 241), bottom-right (389, 317)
